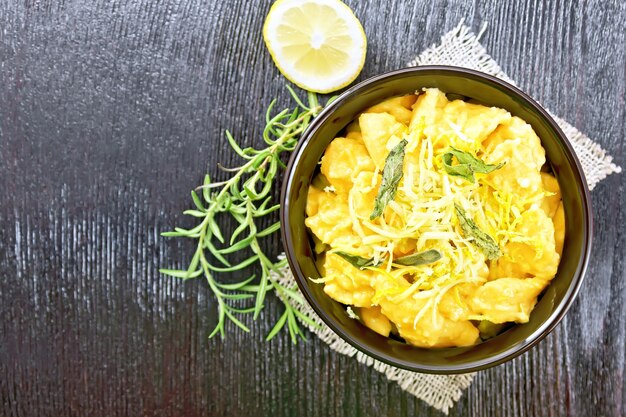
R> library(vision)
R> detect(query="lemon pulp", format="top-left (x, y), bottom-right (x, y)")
top-left (263, 0), bottom-right (367, 93)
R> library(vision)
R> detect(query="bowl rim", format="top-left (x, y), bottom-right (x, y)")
top-left (280, 65), bottom-right (593, 374)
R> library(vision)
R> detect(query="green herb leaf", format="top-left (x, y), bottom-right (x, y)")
top-left (370, 139), bottom-right (408, 219)
top-left (454, 203), bottom-right (502, 260)
top-left (335, 251), bottom-right (380, 269)
top-left (442, 147), bottom-right (505, 183)
top-left (159, 268), bottom-right (203, 279)
top-left (442, 153), bottom-right (474, 182)
top-left (215, 275), bottom-right (257, 290)
top-left (265, 310), bottom-right (289, 341)
top-left (334, 248), bottom-right (442, 270)
top-left (394, 249), bottom-right (443, 266)
top-left (191, 190), bottom-right (206, 211)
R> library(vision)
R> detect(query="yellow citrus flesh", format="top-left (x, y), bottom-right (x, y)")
top-left (263, 0), bottom-right (367, 93)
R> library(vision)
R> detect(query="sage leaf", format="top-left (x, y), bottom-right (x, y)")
top-left (394, 249), bottom-right (443, 266)
top-left (334, 249), bottom-right (442, 270)
top-left (442, 147), bottom-right (505, 183)
top-left (370, 139), bottom-right (408, 219)
top-left (454, 203), bottom-right (502, 260)
top-left (335, 251), bottom-right (380, 269)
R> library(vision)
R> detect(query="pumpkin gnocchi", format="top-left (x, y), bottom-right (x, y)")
top-left (305, 88), bottom-right (564, 348)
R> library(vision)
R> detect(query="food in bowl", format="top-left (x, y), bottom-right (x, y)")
top-left (304, 87), bottom-right (565, 348)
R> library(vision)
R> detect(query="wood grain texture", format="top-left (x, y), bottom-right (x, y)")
top-left (0, 0), bottom-right (624, 416)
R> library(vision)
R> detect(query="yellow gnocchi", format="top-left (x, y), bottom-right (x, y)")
top-left (320, 136), bottom-right (375, 194)
top-left (306, 88), bottom-right (564, 348)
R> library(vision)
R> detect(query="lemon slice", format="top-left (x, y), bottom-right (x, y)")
top-left (263, 0), bottom-right (367, 93)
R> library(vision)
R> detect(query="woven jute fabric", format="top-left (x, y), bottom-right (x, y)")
top-left (277, 20), bottom-right (621, 414)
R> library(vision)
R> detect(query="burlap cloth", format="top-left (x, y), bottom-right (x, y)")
top-left (275, 20), bottom-right (621, 414)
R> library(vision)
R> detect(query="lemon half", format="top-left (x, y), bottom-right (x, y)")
top-left (263, 0), bottom-right (367, 93)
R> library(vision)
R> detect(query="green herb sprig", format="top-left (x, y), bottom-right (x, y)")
top-left (442, 147), bottom-right (505, 183)
top-left (160, 87), bottom-right (323, 343)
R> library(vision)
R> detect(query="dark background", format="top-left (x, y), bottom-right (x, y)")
top-left (1, 0), bottom-right (624, 416)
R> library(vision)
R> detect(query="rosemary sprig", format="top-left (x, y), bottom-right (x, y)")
top-left (161, 86), bottom-right (323, 343)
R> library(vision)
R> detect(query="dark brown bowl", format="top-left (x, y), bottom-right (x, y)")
top-left (280, 66), bottom-right (592, 374)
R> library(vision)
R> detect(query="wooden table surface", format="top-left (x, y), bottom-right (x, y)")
top-left (1, 1), bottom-right (624, 416)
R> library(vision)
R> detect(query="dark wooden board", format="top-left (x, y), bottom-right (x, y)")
top-left (0, 0), bottom-right (624, 416)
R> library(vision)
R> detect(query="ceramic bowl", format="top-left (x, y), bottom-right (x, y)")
top-left (280, 66), bottom-right (592, 374)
